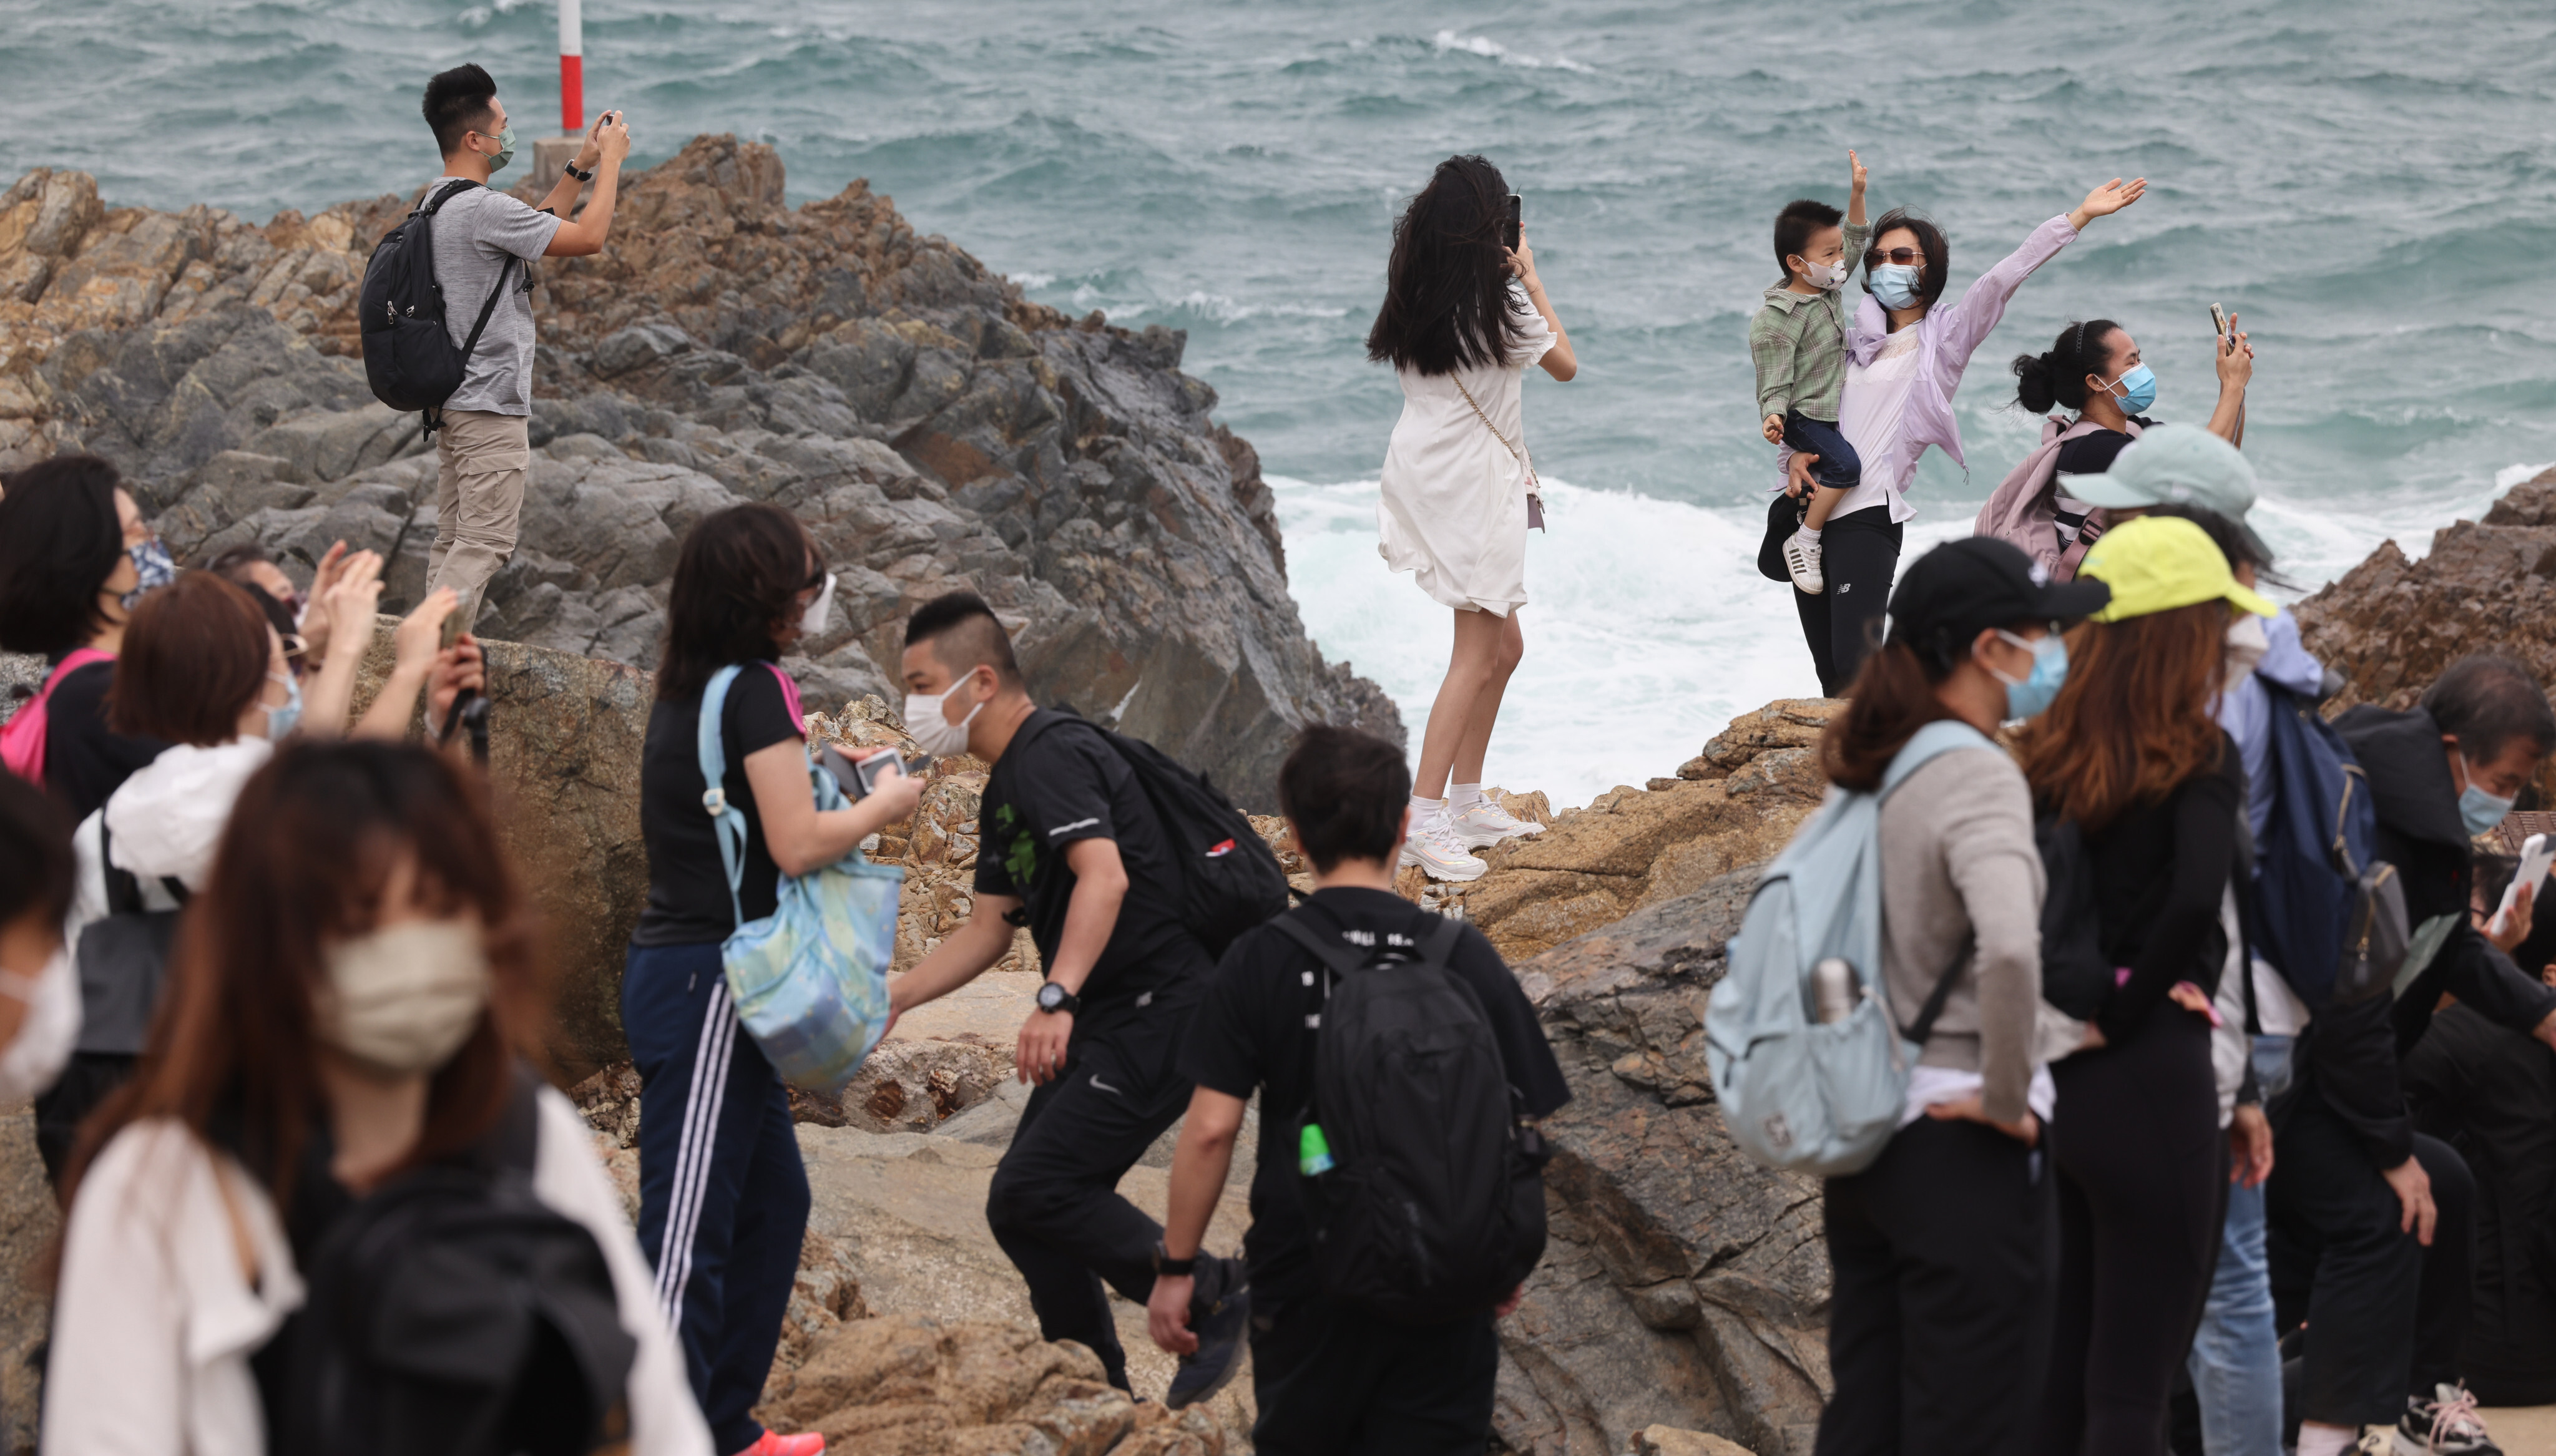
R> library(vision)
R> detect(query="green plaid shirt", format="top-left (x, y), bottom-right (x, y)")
top-left (1748, 219), bottom-right (1871, 423)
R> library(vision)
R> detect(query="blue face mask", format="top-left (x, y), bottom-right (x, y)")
top-left (121, 534), bottom-right (175, 611)
top-left (1989, 630), bottom-right (2069, 721)
top-left (1869, 263), bottom-right (1924, 310)
top-left (2102, 362), bottom-right (2158, 415)
top-left (2458, 758), bottom-right (2514, 838)
top-left (263, 671), bottom-right (303, 741)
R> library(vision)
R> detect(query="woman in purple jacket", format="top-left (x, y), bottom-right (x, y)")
top-left (1785, 177), bottom-right (2146, 694)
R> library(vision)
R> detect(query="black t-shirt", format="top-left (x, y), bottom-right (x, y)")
top-left (42, 655), bottom-right (165, 823)
top-left (2083, 733), bottom-right (2245, 1045)
top-left (633, 665), bottom-right (804, 946)
top-left (1178, 888), bottom-right (1572, 1301)
top-left (973, 710), bottom-right (1212, 1014)
top-left (2052, 416), bottom-right (2158, 482)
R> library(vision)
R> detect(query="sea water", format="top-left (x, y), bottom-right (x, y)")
top-left (7, 1), bottom-right (2552, 804)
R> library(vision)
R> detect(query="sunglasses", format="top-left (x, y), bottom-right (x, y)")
top-left (1864, 247), bottom-right (1927, 268)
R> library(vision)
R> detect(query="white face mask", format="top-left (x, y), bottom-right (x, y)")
top-left (1797, 255), bottom-right (1849, 291)
top-left (2224, 613), bottom-right (2270, 688)
top-left (318, 920), bottom-right (493, 1075)
top-left (902, 671), bottom-right (986, 760)
top-left (0, 945), bottom-right (79, 1103)
top-left (799, 572), bottom-right (836, 638)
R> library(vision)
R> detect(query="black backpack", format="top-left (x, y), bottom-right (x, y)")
top-left (358, 179), bottom-right (519, 436)
top-left (260, 1070), bottom-right (638, 1456)
top-left (2035, 814), bottom-right (2113, 1020)
top-left (32, 826), bottom-right (189, 1178)
top-left (1272, 908), bottom-right (1550, 1324)
top-left (1085, 721), bottom-right (1290, 957)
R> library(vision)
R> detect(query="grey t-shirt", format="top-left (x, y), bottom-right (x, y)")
top-left (425, 178), bottom-right (561, 416)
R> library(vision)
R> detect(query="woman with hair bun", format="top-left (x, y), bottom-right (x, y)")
top-left (1783, 178), bottom-right (2146, 695)
top-left (2001, 318), bottom-right (2256, 562)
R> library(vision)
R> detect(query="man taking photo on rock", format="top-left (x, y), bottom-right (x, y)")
top-left (1147, 724), bottom-right (1569, 1455)
top-left (888, 590), bottom-right (1250, 1408)
top-left (416, 63), bottom-right (630, 628)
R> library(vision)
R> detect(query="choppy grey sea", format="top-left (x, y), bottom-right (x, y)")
top-left (6, 0), bottom-right (2552, 802)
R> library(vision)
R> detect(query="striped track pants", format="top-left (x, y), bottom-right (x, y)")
top-left (624, 939), bottom-right (810, 1455)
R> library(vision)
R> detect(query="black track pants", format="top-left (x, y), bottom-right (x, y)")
top-left (1791, 504), bottom-right (1902, 696)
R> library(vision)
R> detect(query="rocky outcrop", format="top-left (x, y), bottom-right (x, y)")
top-left (1494, 874), bottom-right (1826, 1456)
top-left (0, 140), bottom-right (1399, 806)
top-left (2295, 465), bottom-right (2556, 800)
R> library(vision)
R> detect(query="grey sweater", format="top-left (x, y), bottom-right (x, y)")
top-left (1877, 746), bottom-right (2083, 1123)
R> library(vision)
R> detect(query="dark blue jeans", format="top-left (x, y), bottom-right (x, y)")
top-left (1785, 411), bottom-right (1863, 493)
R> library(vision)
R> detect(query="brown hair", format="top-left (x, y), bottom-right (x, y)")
top-left (62, 741), bottom-right (545, 1211)
top-left (1821, 640), bottom-right (1959, 793)
top-left (109, 572), bottom-right (273, 746)
top-left (657, 503), bottom-right (821, 699)
top-left (2017, 602), bottom-right (2229, 831)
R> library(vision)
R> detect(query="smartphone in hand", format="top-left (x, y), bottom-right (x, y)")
top-left (1504, 193), bottom-right (1522, 252)
top-left (820, 745), bottom-right (927, 799)
top-left (2210, 302), bottom-right (2231, 353)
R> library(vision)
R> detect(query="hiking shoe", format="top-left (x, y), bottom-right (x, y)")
top-left (1399, 812), bottom-right (1488, 882)
top-left (2392, 1384), bottom-right (2500, 1455)
top-left (1448, 797), bottom-right (1545, 849)
top-left (1166, 1259), bottom-right (1250, 1410)
top-left (1782, 530), bottom-right (1825, 595)
top-left (730, 1432), bottom-right (825, 1456)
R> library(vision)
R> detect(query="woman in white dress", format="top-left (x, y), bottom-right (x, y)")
top-left (1369, 154), bottom-right (1577, 881)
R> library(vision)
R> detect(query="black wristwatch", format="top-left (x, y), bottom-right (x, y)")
top-left (562, 159), bottom-right (595, 182)
top-left (1035, 980), bottom-right (1081, 1016)
top-left (1152, 1241), bottom-right (1197, 1277)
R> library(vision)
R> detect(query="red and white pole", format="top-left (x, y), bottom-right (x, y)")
top-left (559, 0), bottom-right (584, 134)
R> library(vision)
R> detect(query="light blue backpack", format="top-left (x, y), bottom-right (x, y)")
top-left (1704, 718), bottom-right (1994, 1178)
top-left (699, 663), bottom-right (904, 1097)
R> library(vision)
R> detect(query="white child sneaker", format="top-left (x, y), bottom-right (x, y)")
top-left (1448, 798), bottom-right (1545, 850)
top-left (1783, 530), bottom-right (1825, 595)
top-left (1399, 812), bottom-right (1489, 882)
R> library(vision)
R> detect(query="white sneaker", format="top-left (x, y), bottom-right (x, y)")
top-left (1447, 798), bottom-right (1545, 849)
top-left (1783, 530), bottom-right (1824, 595)
top-left (1399, 813), bottom-right (1488, 882)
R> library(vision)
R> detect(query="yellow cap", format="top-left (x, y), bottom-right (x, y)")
top-left (2079, 515), bottom-right (2277, 623)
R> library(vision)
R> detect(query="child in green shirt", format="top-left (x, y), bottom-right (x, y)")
top-left (1748, 150), bottom-right (1869, 595)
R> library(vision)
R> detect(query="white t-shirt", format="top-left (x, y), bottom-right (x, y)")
top-left (1834, 325), bottom-right (1922, 524)
top-left (1375, 283), bottom-right (1556, 617)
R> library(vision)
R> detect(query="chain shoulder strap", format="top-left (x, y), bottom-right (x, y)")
top-left (1452, 376), bottom-right (1539, 491)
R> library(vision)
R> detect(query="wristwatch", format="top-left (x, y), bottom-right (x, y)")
top-left (1035, 980), bottom-right (1081, 1016)
top-left (562, 159), bottom-right (596, 182)
top-left (1152, 1241), bottom-right (1197, 1278)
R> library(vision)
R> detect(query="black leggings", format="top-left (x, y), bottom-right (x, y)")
top-left (2039, 1012), bottom-right (2227, 1456)
top-left (1792, 504), bottom-right (1902, 696)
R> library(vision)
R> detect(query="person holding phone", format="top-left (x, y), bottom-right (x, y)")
top-left (1368, 154), bottom-right (1577, 881)
top-left (1782, 177), bottom-right (2147, 695)
top-left (624, 503), bottom-right (920, 1456)
top-left (2004, 313), bottom-right (2256, 559)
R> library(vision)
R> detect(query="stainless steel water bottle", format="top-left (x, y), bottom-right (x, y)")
top-left (1813, 957), bottom-right (1859, 1024)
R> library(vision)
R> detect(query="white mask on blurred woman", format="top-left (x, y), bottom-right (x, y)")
top-left (2225, 612), bottom-right (2270, 690)
top-left (319, 920), bottom-right (492, 1074)
top-left (0, 946), bottom-right (79, 1103)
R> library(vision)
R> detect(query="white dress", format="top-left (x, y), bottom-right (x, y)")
top-left (1376, 283), bottom-right (1555, 617)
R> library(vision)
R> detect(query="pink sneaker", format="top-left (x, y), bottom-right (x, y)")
top-left (730, 1432), bottom-right (825, 1456)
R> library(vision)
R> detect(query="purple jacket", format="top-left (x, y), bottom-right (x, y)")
top-left (1834, 213), bottom-right (2083, 497)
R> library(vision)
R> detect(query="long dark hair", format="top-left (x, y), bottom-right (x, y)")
top-left (0, 454), bottom-right (125, 655)
top-left (657, 503), bottom-right (820, 699)
top-left (1365, 154), bottom-right (1527, 376)
top-left (63, 741), bottom-right (544, 1211)
top-left (2014, 319), bottom-right (2124, 414)
top-left (2017, 602), bottom-right (2227, 830)
top-left (1863, 207), bottom-right (1949, 311)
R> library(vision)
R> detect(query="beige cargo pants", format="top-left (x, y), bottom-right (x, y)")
top-left (425, 409), bottom-right (531, 631)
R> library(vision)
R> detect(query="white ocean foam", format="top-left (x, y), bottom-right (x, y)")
top-left (1431, 30), bottom-right (1594, 72)
top-left (1276, 475), bottom-right (1901, 809)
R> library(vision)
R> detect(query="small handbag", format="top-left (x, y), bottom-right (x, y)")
top-left (698, 663), bottom-right (904, 1097)
top-left (1453, 377), bottom-right (1545, 530)
top-left (1758, 490), bottom-right (1806, 584)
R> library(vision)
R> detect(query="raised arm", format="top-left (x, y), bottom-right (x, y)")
top-left (544, 112), bottom-right (630, 258)
top-left (1507, 236), bottom-right (1576, 381)
top-left (1936, 178), bottom-right (2147, 379)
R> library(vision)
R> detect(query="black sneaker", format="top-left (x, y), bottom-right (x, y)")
top-left (1165, 1258), bottom-right (1250, 1410)
top-left (2391, 1383), bottom-right (2501, 1455)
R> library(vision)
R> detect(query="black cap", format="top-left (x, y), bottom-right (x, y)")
top-left (1888, 537), bottom-right (2110, 664)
